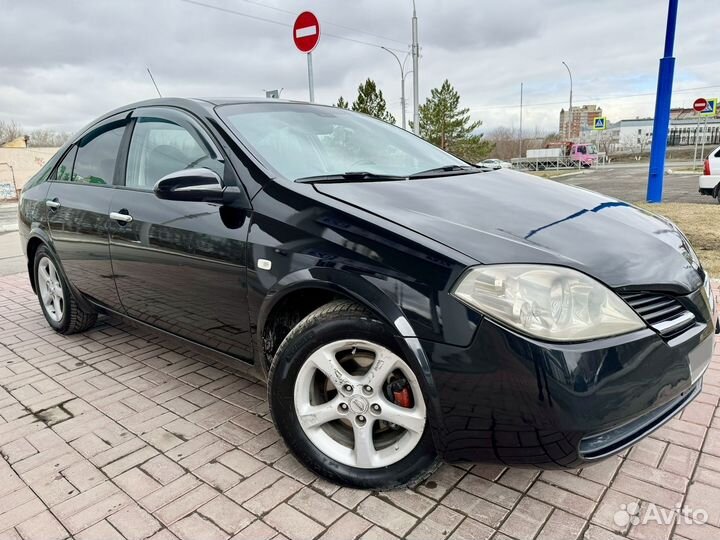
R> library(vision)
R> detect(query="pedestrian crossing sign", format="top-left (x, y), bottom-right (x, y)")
top-left (593, 117), bottom-right (607, 130)
top-left (700, 98), bottom-right (717, 117)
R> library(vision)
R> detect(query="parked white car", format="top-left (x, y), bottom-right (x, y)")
top-left (478, 158), bottom-right (512, 170)
top-left (699, 144), bottom-right (720, 203)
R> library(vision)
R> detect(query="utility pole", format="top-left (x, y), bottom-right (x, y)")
top-left (647, 0), bottom-right (679, 203)
top-left (519, 82), bottom-right (524, 159)
top-left (381, 47), bottom-right (411, 130)
top-left (562, 61), bottom-right (573, 140)
top-left (411, 0), bottom-right (420, 135)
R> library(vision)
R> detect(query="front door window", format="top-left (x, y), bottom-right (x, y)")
top-left (125, 118), bottom-right (221, 190)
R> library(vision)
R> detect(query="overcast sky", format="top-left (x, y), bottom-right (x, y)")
top-left (1, 0), bottom-right (718, 136)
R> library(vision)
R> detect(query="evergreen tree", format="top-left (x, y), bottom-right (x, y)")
top-left (415, 79), bottom-right (494, 162)
top-left (336, 96), bottom-right (349, 109)
top-left (351, 79), bottom-right (396, 124)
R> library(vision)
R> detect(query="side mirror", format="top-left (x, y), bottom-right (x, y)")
top-left (153, 168), bottom-right (248, 208)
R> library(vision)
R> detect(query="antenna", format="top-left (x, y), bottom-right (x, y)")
top-left (146, 67), bottom-right (163, 97)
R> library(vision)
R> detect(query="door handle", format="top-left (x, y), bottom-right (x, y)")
top-left (109, 211), bottom-right (133, 224)
top-left (45, 199), bottom-right (60, 210)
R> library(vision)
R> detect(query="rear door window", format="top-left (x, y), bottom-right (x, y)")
top-left (72, 124), bottom-right (126, 185)
top-left (50, 146), bottom-right (78, 182)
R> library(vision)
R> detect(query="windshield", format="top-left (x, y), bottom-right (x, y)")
top-left (217, 103), bottom-right (467, 180)
top-left (587, 144), bottom-right (598, 155)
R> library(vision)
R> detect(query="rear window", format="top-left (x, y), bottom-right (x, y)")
top-left (72, 123), bottom-right (126, 185)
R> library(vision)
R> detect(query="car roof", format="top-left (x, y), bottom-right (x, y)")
top-left (78, 97), bottom-right (323, 141)
top-left (113, 96), bottom-right (315, 111)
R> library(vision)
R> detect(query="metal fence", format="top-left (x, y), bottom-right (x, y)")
top-left (668, 125), bottom-right (720, 146)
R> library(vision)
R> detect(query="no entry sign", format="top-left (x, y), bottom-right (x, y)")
top-left (693, 98), bottom-right (709, 113)
top-left (293, 11), bottom-right (320, 53)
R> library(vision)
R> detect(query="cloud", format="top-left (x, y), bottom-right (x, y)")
top-left (0, 0), bottom-right (718, 136)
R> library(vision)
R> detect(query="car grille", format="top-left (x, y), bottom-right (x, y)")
top-left (619, 291), bottom-right (696, 338)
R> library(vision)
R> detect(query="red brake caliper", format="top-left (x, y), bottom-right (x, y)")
top-left (392, 385), bottom-right (413, 408)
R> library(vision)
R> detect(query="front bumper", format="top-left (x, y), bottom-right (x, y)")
top-left (424, 289), bottom-right (718, 468)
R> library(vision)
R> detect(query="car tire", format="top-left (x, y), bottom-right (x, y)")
top-left (33, 245), bottom-right (97, 334)
top-left (268, 300), bottom-right (439, 490)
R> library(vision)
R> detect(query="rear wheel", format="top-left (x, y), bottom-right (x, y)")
top-left (34, 246), bottom-right (97, 334)
top-left (268, 300), bottom-right (438, 489)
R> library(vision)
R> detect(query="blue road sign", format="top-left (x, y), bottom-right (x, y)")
top-left (593, 117), bottom-right (607, 130)
top-left (700, 98), bottom-right (717, 117)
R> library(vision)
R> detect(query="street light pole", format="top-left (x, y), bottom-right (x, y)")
top-left (562, 61), bottom-right (573, 140)
top-left (381, 47), bottom-right (411, 130)
top-left (647, 0), bottom-right (679, 203)
top-left (411, 0), bottom-right (420, 135)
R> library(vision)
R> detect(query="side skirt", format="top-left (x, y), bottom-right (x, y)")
top-left (88, 301), bottom-right (265, 381)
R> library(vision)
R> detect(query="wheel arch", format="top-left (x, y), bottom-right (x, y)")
top-left (257, 268), bottom-right (413, 368)
top-left (25, 229), bottom-right (54, 294)
top-left (257, 267), bottom-right (446, 448)
top-left (25, 231), bottom-right (94, 313)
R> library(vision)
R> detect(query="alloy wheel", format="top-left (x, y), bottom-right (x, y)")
top-left (293, 339), bottom-right (426, 469)
top-left (38, 256), bottom-right (64, 322)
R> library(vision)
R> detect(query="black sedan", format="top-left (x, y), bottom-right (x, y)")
top-left (18, 98), bottom-right (718, 489)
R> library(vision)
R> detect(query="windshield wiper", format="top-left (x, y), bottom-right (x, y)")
top-left (408, 164), bottom-right (483, 179)
top-left (295, 171), bottom-right (406, 183)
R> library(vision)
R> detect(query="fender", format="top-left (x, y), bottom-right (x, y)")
top-left (25, 227), bottom-right (96, 314)
top-left (257, 266), bottom-right (448, 450)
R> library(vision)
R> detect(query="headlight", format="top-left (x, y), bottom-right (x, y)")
top-left (452, 265), bottom-right (645, 342)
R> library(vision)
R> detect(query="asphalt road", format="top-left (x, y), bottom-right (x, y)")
top-left (552, 163), bottom-right (708, 204)
top-left (0, 231), bottom-right (24, 277)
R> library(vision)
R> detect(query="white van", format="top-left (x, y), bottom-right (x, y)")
top-left (699, 144), bottom-right (720, 203)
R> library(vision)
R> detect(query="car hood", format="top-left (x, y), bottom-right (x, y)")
top-left (314, 169), bottom-right (703, 293)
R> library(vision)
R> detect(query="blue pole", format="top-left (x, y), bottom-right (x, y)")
top-left (646, 0), bottom-right (679, 203)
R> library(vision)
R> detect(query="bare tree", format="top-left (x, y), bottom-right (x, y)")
top-left (486, 127), bottom-right (555, 160)
top-left (486, 127), bottom-right (518, 160)
top-left (28, 129), bottom-right (71, 147)
top-left (542, 132), bottom-right (563, 147)
top-left (0, 120), bottom-right (24, 145)
top-left (0, 120), bottom-right (70, 147)
top-left (596, 131), bottom-right (614, 158)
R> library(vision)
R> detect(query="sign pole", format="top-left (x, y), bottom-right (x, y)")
top-left (700, 116), bottom-right (708, 163)
top-left (693, 116), bottom-right (700, 170)
top-left (307, 52), bottom-right (315, 103)
top-left (518, 82), bottom-right (523, 160)
top-left (293, 11), bottom-right (320, 103)
top-left (411, 1), bottom-right (420, 135)
top-left (691, 98), bottom-right (711, 170)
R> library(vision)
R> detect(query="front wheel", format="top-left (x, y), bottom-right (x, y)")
top-left (268, 301), bottom-right (438, 489)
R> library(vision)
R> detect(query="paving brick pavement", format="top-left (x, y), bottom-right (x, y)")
top-left (0, 271), bottom-right (719, 540)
